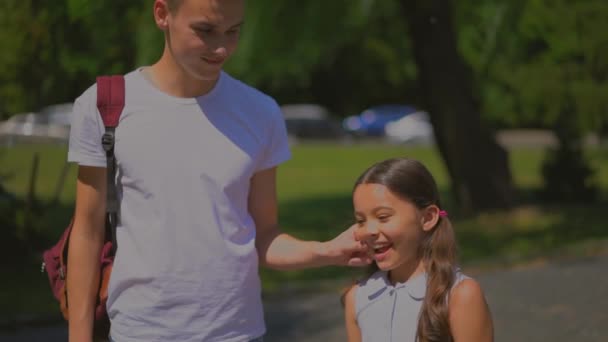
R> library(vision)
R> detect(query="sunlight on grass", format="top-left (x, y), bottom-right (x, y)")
top-left (0, 144), bottom-right (77, 204)
top-left (277, 143), bottom-right (448, 201)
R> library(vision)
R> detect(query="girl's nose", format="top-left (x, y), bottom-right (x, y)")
top-left (359, 222), bottom-right (379, 241)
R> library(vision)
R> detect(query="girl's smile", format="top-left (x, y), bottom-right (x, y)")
top-left (371, 243), bottom-right (392, 262)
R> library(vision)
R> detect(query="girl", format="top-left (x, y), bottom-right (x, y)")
top-left (343, 158), bottom-right (493, 342)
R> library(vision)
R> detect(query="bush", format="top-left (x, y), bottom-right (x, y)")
top-left (541, 127), bottom-right (598, 203)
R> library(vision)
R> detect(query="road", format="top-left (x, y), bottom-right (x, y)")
top-left (2, 253), bottom-right (607, 341)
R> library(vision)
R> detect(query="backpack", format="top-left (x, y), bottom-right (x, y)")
top-left (41, 75), bottom-right (125, 338)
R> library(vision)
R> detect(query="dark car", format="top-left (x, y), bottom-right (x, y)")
top-left (281, 104), bottom-right (344, 141)
top-left (342, 104), bottom-right (418, 137)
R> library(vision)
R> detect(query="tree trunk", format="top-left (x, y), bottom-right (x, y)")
top-left (401, 0), bottom-right (514, 212)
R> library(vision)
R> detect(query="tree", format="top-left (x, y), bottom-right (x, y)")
top-left (399, 0), bottom-right (514, 212)
top-left (458, 0), bottom-right (608, 202)
top-left (518, 0), bottom-right (607, 201)
top-left (224, 0), bottom-right (420, 116)
top-left (0, 0), bottom-right (145, 117)
top-left (227, 0), bottom-right (515, 211)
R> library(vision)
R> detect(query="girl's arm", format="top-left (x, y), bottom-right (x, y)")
top-left (343, 286), bottom-right (362, 342)
top-left (448, 279), bottom-right (494, 342)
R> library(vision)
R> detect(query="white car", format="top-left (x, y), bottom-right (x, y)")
top-left (384, 111), bottom-right (435, 145)
top-left (0, 103), bottom-right (73, 145)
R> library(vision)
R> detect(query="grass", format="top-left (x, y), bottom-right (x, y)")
top-left (1, 142), bottom-right (607, 319)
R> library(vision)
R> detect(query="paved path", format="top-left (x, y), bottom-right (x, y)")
top-left (2, 254), bottom-right (607, 341)
top-left (266, 254), bottom-right (608, 341)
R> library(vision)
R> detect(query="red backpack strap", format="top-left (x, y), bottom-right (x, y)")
top-left (96, 75), bottom-right (125, 127)
top-left (96, 75), bottom-right (125, 254)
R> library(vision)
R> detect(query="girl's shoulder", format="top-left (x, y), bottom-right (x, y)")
top-left (449, 274), bottom-right (484, 304)
top-left (448, 271), bottom-right (487, 317)
top-left (452, 268), bottom-right (472, 288)
top-left (342, 283), bottom-right (358, 309)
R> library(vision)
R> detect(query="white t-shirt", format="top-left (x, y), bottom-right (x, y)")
top-left (68, 68), bottom-right (291, 342)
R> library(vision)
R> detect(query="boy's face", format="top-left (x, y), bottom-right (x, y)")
top-left (157, 0), bottom-right (245, 81)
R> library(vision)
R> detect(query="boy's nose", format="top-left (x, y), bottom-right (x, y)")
top-left (214, 46), bottom-right (228, 58)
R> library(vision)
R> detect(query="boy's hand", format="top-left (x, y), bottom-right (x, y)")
top-left (320, 224), bottom-right (372, 267)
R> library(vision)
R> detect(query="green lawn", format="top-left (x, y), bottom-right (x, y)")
top-left (1, 142), bottom-right (607, 318)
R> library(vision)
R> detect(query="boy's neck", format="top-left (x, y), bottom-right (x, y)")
top-left (147, 48), bottom-right (219, 98)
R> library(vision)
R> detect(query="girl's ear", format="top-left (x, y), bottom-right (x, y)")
top-left (421, 205), bottom-right (440, 232)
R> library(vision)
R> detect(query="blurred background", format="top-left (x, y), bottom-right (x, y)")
top-left (1, 0), bottom-right (607, 341)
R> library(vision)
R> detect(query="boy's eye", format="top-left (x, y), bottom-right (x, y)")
top-left (378, 215), bottom-right (390, 222)
top-left (194, 27), bottom-right (213, 34)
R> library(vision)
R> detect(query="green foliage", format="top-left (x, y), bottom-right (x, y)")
top-left (227, 0), bottom-right (372, 87)
top-left (225, 0), bottom-right (418, 115)
top-left (0, 0), bottom-right (147, 118)
top-left (456, 0), bottom-right (607, 202)
top-left (541, 144), bottom-right (598, 202)
top-left (1, 0), bottom-right (605, 126)
top-left (458, 0), bottom-right (608, 131)
top-left (135, 11), bottom-right (165, 67)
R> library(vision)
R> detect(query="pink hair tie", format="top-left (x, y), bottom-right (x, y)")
top-left (439, 210), bottom-right (448, 217)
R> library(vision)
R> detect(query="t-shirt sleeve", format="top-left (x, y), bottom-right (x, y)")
top-left (67, 87), bottom-right (107, 167)
top-left (255, 103), bottom-right (291, 172)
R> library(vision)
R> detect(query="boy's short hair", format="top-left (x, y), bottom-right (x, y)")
top-left (167, 0), bottom-right (183, 13)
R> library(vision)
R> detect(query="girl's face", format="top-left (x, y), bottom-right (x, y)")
top-left (353, 183), bottom-right (436, 280)
top-left (158, 0), bottom-right (244, 81)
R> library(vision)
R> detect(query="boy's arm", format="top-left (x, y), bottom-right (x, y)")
top-left (251, 167), bottom-right (369, 271)
top-left (448, 279), bottom-right (494, 342)
top-left (67, 166), bottom-right (107, 342)
top-left (344, 286), bottom-right (362, 342)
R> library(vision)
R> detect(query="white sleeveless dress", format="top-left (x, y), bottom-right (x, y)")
top-left (355, 270), bottom-right (470, 342)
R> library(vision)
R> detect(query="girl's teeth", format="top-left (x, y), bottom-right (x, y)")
top-left (374, 245), bottom-right (391, 253)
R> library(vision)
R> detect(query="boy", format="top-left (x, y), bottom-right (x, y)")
top-left (67, 1), bottom-right (369, 341)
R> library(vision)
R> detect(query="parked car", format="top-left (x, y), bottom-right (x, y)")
top-left (39, 102), bottom-right (73, 126)
top-left (0, 103), bottom-right (73, 145)
top-left (385, 111), bottom-right (435, 145)
top-left (281, 104), bottom-right (344, 141)
top-left (342, 104), bottom-right (419, 137)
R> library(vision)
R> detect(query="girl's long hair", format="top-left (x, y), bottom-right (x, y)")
top-left (354, 158), bottom-right (457, 342)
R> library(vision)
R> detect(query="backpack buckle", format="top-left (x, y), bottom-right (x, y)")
top-left (102, 131), bottom-right (115, 152)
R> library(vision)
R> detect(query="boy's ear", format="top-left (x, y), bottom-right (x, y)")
top-left (421, 205), bottom-right (440, 232)
top-left (153, 0), bottom-right (170, 30)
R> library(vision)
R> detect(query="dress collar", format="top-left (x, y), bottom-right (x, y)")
top-left (364, 271), bottom-right (427, 301)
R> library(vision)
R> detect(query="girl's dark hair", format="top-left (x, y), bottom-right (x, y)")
top-left (355, 158), bottom-right (457, 342)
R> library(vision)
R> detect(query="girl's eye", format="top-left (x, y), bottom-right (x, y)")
top-left (226, 28), bottom-right (240, 35)
top-left (378, 216), bottom-right (390, 222)
top-left (355, 219), bottom-right (365, 226)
